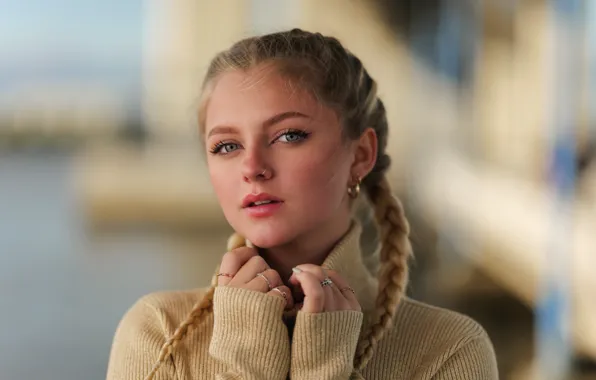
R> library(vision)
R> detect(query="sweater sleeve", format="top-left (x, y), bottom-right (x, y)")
top-left (106, 296), bottom-right (178, 380)
top-left (431, 334), bottom-right (499, 380)
top-left (290, 310), bottom-right (363, 380)
top-left (209, 286), bottom-right (291, 380)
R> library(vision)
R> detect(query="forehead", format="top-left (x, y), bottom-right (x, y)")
top-left (205, 67), bottom-right (325, 129)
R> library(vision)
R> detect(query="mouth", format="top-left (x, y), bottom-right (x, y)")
top-left (242, 193), bottom-right (284, 218)
top-left (242, 193), bottom-right (284, 208)
top-left (247, 200), bottom-right (282, 207)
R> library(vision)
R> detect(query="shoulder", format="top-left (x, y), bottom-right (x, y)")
top-left (393, 298), bottom-right (491, 343)
top-left (107, 288), bottom-right (212, 379)
top-left (116, 287), bottom-right (212, 337)
top-left (136, 288), bottom-right (209, 312)
top-left (373, 298), bottom-right (497, 378)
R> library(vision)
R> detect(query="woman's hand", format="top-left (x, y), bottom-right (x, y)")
top-left (289, 264), bottom-right (361, 313)
top-left (217, 247), bottom-right (294, 309)
top-left (212, 247), bottom-right (294, 379)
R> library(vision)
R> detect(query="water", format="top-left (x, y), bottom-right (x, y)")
top-left (0, 150), bottom-right (227, 380)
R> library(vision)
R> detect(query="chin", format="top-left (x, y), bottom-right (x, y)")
top-left (239, 220), bottom-right (299, 249)
top-left (245, 230), bottom-right (292, 249)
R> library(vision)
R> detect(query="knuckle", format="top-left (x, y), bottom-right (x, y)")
top-left (325, 268), bottom-right (340, 278)
top-left (234, 247), bottom-right (257, 262)
top-left (221, 251), bottom-right (242, 268)
top-left (328, 271), bottom-right (347, 285)
top-left (278, 285), bottom-right (292, 294)
top-left (224, 247), bottom-right (256, 261)
top-left (266, 269), bottom-right (282, 285)
top-left (247, 255), bottom-right (267, 268)
top-left (316, 266), bottom-right (331, 279)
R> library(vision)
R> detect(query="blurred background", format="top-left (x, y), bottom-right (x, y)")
top-left (0, 0), bottom-right (595, 379)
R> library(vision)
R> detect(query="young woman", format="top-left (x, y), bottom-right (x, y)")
top-left (106, 29), bottom-right (498, 380)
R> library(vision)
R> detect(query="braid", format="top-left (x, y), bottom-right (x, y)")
top-left (353, 176), bottom-right (412, 372)
top-left (144, 233), bottom-right (247, 379)
top-left (143, 286), bottom-right (215, 380)
top-left (342, 52), bottom-right (411, 372)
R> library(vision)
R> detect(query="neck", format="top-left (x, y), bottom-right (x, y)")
top-left (258, 217), bottom-right (352, 283)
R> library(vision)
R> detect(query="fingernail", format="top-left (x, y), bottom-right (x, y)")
top-left (292, 267), bottom-right (303, 274)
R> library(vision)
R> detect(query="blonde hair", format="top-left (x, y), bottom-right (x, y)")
top-left (144, 29), bottom-right (412, 379)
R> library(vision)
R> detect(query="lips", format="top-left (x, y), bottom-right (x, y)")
top-left (250, 200), bottom-right (279, 206)
top-left (242, 193), bottom-right (284, 208)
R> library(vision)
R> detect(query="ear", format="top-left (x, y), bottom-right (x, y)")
top-left (350, 128), bottom-right (378, 181)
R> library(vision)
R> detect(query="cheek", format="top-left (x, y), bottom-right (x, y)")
top-left (207, 159), bottom-right (238, 209)
top-left (290, 146), bottom-right (350, 201)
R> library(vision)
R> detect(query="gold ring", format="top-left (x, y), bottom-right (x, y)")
top-left (340, 286), bottom-right (355, 294)
top-left (272, 287), bottom-right (287, 302)
top-left (256, 272), bottom-right (272, 290)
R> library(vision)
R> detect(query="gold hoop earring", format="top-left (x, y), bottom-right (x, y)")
top-left (347, 177), bottom-right (361, 198)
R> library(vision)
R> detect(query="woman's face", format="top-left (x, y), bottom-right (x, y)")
top-left (204, 66), bottom-right (358, 248)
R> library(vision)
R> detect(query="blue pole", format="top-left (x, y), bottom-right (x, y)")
top-left (536, 1), bottom-right (583, 378)
top-left (588, 2), bottom-right (596, 134)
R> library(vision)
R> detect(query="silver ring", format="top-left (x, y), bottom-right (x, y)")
top-left (321, 278), bottom-right (333, 287)
top-left (256, 272), bottom-right (272, 290)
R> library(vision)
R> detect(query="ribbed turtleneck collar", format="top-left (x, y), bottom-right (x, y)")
top-left (317, 221), bottom-right (378, 314)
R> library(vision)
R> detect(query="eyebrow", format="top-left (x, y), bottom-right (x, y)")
top-left (207, 111), bottom-right (311, 139)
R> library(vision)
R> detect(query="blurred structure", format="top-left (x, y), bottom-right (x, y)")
top-left (1, 1), bottom-right (595, 379)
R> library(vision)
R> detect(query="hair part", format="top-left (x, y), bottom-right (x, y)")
top-left (145, 28), bottom-right (411, 379)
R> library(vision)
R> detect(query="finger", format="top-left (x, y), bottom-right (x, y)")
top-left (289, 283), bottom-right (305, 304)
top-left (319, 273), bottom-right (337, 311)
top-left (291, 269), bottom-right (325, 313)
top-left (229, 255), bottom-right (269, 286)
top-left (325, 276), bottom-right (349, 311)
top-left (319, 267), bottom-right (346, 311)
top-left (291, 264), bottom-right (337, 311)
top-left (292, 264), bottom-right (327, 279)
top-left (267, 285), bottom-right (295, 310)
top-left (326, 270), bottom-right (360, 311)
top-left (322, 281), bottom-right (337, 311)
top-left (218, 247), bottom-right (258, 286)
top-left (245, 269), bottom-right (282, 293)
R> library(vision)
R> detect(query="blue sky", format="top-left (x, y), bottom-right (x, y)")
top-left (0, 1), bottom-right (594, 110)
top-left (0, 0), bottom-right (143, 97)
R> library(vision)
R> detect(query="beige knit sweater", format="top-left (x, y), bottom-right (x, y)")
top-left (106, 223), bottom-right (498, 379)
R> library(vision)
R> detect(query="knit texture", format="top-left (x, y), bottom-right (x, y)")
top-left (106, 223), bottom-right (498, 379)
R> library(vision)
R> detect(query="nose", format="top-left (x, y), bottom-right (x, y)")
top-left (241, 145), bottom-right (273, 183)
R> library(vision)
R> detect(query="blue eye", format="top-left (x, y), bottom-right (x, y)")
top-left (210, 142), bottom-right (240, 155)
top-left (275, 129), bottom-right (310, 143)
top-left (209, 129), bottom-right (310, 155)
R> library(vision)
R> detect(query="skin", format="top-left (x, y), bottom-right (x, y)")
top-left (204, 65), bottom-right (377, 312)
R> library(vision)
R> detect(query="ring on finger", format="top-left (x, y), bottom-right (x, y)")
top-left (321, 278), bottom-right (333, 287)
top-left (256, 272), bottom-right (273, 291)
top-left (272, 287), bottom-right (287, 302)
top-left (339, 286), bottom-right (355, 294)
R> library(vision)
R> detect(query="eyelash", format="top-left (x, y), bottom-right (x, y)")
top-left (209, 128), bottom-right (311, 155)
